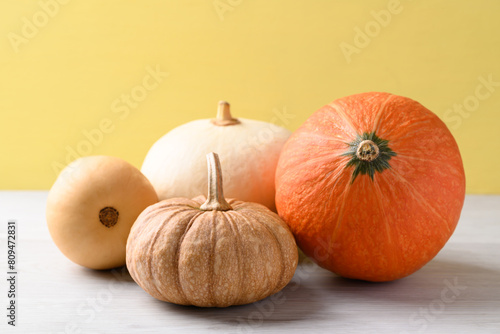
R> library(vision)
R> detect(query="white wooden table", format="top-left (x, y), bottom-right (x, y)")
top-left (0, 191), bottom-right (499, 333)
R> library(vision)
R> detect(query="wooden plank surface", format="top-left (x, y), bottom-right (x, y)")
top-left (0, 191), bottom-right (499, 333)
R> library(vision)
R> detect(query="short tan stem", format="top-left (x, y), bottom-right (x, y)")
top-left (356, 140), bottom-right (380, 162)
top-left (211, 101), bottom-right (240, 126)
top-left (200, 152), bottom-right (233, 211)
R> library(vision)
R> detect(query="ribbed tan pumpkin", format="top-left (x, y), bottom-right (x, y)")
top-left (126, 152), bottom-right (298, 307)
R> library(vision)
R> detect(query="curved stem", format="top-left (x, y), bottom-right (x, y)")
top-left (211, 101), bottom-right (240, 126)
top-left (200, 152), bottom-right (233, 211)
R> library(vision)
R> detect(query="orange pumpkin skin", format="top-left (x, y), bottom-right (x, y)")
top-left (275, 92), bottom-right (466, 282)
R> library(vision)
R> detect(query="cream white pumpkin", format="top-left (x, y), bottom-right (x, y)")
top-left (141, 101), bottom-right (290, 211)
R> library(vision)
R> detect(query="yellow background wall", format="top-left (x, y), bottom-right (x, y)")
top-left (1, 0), bottom-right (499, 192)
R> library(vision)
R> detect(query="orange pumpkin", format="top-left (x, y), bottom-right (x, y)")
top-left (275, 92), bottom-right (466, 282)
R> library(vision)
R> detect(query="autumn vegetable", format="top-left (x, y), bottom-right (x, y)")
top-left (127, 152), bottom-right (298, 307)
top-left (141, 101), bottom-right (290, 211)
top-left (275, 92), bottom-right (466, 282)
top-left (46, 156), bottom-right (158, 270)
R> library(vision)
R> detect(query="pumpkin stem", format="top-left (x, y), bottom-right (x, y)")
top-left (211, 101), bottom-right (241, 126)
top-left (356, 140), bottom-right (380, 162)
top-left (99, 207), bottom-right (119, 228)
top-left (341, 132), bottom-right (397, 183)
top-left (200, 152), bottom-right (233, 211)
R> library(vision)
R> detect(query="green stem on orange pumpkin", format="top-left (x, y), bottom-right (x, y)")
top-left (200, 152), bottom-right (233, 211)
top-left (356, 140), bottom-right (380, 162)
top-left (342, 132), bottom-right (397, 183)
top-left (211, 101), bottom-right (241, 126)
